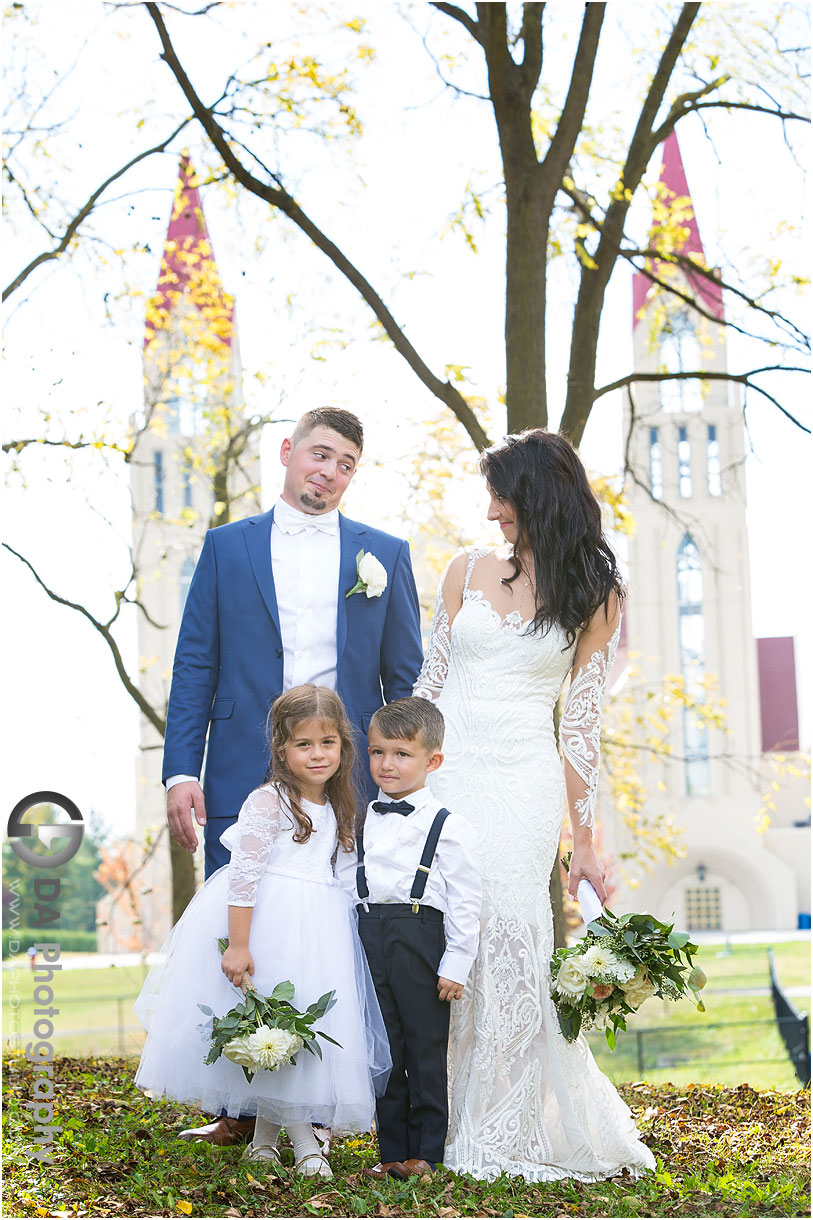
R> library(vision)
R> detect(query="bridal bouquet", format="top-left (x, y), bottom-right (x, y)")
top-left (550, 897), bottom-right (706, 1049)
top-left (198, 938), bottom-right (340, 1082)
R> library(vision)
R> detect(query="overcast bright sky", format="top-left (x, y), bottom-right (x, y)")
top-left (2, 1), bottom-right (809, 837)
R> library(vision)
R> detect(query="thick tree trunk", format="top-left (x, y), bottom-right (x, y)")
top-left (505, 190), bottom-right (549, 433)
top-left (170, 835), bottom-right (197, 925)
top-left (550, 852), bottom-right (567, 950)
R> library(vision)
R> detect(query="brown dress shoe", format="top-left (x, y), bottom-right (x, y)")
top-left (177, 1115), bottom-right (256, 1145)
top-left (362, 1161), bottom-right (409, 1181)
top-left (400, 1158), bottom-right (436, 1176)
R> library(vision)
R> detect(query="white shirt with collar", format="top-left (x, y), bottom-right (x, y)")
top-left (336, 785), bottom-right (482, 986)
top-left (166, 496), bottom-right (341, 791)
top-left (270, 496), bottom-right (341, 692)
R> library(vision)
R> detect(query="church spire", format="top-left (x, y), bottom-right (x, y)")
top-left (633, 129), bottom-right (724, 326)
top-left (144, 152), bottom-right (234, 350)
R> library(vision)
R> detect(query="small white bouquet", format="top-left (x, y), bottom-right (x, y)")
top-left (550, 861), bottom-right (706, 1048)
top-left (198, 938), bottom-right (339, 1082)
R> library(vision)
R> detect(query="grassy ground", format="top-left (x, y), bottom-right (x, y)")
top-left (588, 994), bottom-right (800, 1090)
top-left (2, 1053), bottom-right (809, 1218)
top-left (5, 940), bottom-right (809, 1076)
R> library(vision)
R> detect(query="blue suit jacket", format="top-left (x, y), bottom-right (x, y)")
top-left (162, 507), bottom-right (424, 875)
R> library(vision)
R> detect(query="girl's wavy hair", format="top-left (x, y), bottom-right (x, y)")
top-left (480, 428), bottom-right (624, 646)
top-left (264, 685), bottom-right (358, 852)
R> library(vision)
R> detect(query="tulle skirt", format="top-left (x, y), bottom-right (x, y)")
top-left (134, 866), bottom-right (390, 1132)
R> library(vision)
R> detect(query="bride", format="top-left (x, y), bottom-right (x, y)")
top-left (415, 429), bottom-right (655, 1182)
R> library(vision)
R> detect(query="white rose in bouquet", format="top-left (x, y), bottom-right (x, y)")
top-left (620, 967), bottom-right (657, 1010)
top-left (222, 1034), bottom-right (257, 1069)
top-left (358, 552), bottom-right (387, 598)
top-left (246, 1025), bottom-right (304, 1070)
top-left (554, 957), bottom-right (589, 999)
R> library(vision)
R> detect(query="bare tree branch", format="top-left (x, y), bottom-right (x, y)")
top-left (3, 436), bottom-right (130, 456)
top-left (2, 542), bottom-right (167, 734)
top-left (594, 367), bottom-right (810, 432)
top-left (683, 99), bottom-right (808, 123)
top-left (430, 1), bottom-right (482, 44)
top-left (3, 119), bottom-right (191, 302)
top-left (145, 2), bottom-right (491, 452)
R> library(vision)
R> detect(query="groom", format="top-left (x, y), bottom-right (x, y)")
top-left (164, 407), bottom-right (424, 1140)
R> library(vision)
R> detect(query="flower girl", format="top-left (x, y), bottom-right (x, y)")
top-left (134, 685), bottom-right (391, 1178)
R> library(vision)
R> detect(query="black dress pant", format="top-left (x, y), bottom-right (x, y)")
top-left (357, 904), bottom-right (450, 1166)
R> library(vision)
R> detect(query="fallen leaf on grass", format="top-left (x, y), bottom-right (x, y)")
top-left (224, 1210), bottom-right (242, 1217)
top-left (306, 1191), bottom-right (343, 1208)
top-left (438, 1209), bottom-right (460, 1217)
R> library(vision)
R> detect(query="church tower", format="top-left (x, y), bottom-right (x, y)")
top-left (97, 155), bottom-right (261, 952)
top-left (615, 131), bottom-right (806, 932)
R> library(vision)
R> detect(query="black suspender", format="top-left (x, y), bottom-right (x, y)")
top-left (356, 807), bottom-right (452, 912)
top-left (356, 824), bottom-right (369, 900)
top-left (409, 808), bottom-right (452, 912)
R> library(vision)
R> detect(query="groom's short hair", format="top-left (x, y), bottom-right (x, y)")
top-left (370, 697), bottom-right (444, 754)
top-left (291, 407), bottom-right (364, 454)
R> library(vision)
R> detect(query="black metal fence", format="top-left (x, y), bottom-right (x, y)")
top-left (769, 948), bottom-right (811, 1086)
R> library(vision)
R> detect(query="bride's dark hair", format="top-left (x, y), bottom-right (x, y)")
top-left (480, 428), bottom-right (623, 646)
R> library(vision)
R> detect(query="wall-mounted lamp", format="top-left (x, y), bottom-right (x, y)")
top-left (696, 863), bottom-right (707, 883)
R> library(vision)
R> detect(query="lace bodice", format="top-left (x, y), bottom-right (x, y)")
top-left (222, 784), bottom-right (338, 906)
top-left (415, 547), bottom-right (620, 829)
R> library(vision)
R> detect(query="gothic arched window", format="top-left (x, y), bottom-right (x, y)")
top-left (677, 534), bottom-right (710, 795)
top-left (660, 309), bottom-right (702, 413)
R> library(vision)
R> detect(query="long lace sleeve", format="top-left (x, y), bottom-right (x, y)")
top-left (225, 786), bottom-right (287, 906)
top-left (413, 552), bottom-right (467, 702)
top-left (560, 602), bottom-right (622, 831)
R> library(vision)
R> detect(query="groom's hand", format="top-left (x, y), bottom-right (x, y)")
top-left (167, 780), bottom-right (207, 851)
top-left (437, 977), bottom-right (463, 1002)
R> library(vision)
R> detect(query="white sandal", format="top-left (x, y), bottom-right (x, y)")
top-left (294, 1152), bottom-right (333, 1179)
top-left (242, 1142), bottom-right (283, 1175)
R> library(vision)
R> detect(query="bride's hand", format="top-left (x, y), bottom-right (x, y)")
top-left (566, 837), bottom-right (607, 904)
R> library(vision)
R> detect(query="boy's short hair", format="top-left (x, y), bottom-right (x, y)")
top-left (291, 407), bottom-right (364, 454)
top-left (369, 697), bottom-right (445, 753)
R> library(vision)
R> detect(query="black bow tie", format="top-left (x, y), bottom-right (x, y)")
top-left (372, 800), bottom-right (415, 816)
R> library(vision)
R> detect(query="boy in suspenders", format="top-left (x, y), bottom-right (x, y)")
top-left (337, 698), bottom-right (482, 1179)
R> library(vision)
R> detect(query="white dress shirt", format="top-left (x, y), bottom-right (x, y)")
top-left (270, 497), bottom-right (341, 692)
top-left (166, 496), bottom-right (342, 792)
top-left (336, 785), bottom-right (483, 986)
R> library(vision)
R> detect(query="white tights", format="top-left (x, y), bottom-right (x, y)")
top-left (254, 1117), bottom-right (322, 1165)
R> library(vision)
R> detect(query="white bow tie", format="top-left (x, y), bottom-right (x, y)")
top-left (275, 507), bottom-right (338, 537)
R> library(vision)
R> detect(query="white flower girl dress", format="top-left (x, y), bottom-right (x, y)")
top-left (134, 784), bottom-right (390, 1132)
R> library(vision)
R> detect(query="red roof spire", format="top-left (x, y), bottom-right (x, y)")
top-left (144, 152), bottom-right (234, 349)
top-left (633, 129), bottom-right (724, 327)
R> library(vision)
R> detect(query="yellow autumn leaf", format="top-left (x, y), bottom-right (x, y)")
top-left (176, 1204), bottom-right (193, 1216)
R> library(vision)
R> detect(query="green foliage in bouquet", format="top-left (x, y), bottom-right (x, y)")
top-left (552, 859), bottom-right (706, 1050)
top-left (197, 938), bottom-right (340, 1082)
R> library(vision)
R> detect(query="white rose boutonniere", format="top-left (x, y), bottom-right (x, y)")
top-left (346, 549), bottom-right (387, 599)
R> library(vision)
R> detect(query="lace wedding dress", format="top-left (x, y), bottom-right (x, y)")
top-left (415, 548), bottom-right (654, 1182)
